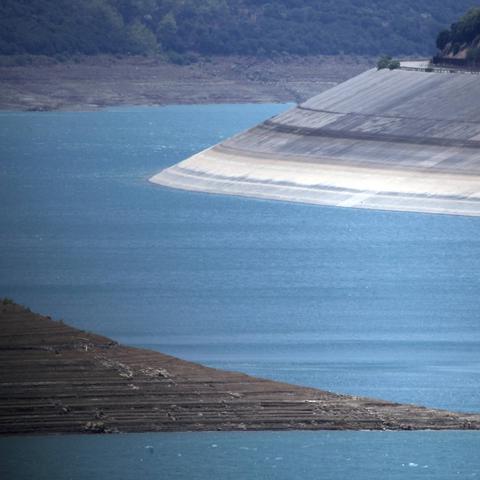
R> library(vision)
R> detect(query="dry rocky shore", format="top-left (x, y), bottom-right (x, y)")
top-left (0, 55), bottom-right (372, 111)
top-left (1, 302), bottom-right (479, 435)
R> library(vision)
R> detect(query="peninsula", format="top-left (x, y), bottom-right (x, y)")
top-left (151, 65), bottom-right (480, 217)
top-left (1, 302), bottom-right (479, 435)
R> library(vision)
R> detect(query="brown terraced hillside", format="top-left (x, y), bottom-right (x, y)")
top-left (1, 302), bottom-right (479, 435)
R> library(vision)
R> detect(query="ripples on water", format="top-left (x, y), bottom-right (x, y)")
top-left (0, 105), bottom-right (479, 478)
top-left (1, 432), bottom-right (480, 480)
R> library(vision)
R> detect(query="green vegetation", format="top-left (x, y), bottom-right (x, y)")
top-left (1, 298), bottom-right (14, 305)
top-left (436, 7), bottom-right (480, 50)
top-left (1, 1), bottom-right (479, 60)
top-left (435, 7), bottom-right (480, 66)
top-left (377, 56), bottom-right (400, 70)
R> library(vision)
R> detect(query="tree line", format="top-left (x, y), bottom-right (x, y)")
top-left (1, 0), bottom-right (479, 61)
top-left (436, 7), bottom-right (480, 66)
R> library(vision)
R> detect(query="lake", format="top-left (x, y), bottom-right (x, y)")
top-left (0, 105), bottom-right (479, 478)
top-left (1, 431), bottom-right (480, 479)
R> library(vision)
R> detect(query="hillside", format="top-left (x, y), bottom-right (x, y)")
top-left (0, 55), bottom-right (372, 111)
top-left (2, 302), bottom-right (480, 434)
top-left (1, 0), bottom-right (479, 60)
top-left (435, 7), bottom-right (480, 66)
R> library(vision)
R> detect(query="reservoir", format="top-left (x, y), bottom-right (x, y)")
top-left (1, 105), bottom-right (479, 478)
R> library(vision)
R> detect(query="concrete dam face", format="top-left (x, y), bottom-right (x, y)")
top-left (151, 69), bottom-right (480, 216)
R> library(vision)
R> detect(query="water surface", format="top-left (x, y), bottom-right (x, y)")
top-left (1, 431), bottom-right (479, 480)
top-left (1, 105), bottom-right (480, 411)
top-left (0, 104), bottom-right (479, 478)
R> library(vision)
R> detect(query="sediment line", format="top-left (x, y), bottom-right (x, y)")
top-left (151, 147), bottom-right (480, 217)
top-left (261, 120), bottom-right (480, 149)
top-left (1, 303), bottom-right (479, 435)
top-left (296, 105), bottom-right (480, 126)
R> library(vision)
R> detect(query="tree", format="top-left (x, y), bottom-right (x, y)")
top-left (377, 56), bottom-right (400, 70)
top-left (126, 20), bottom-right (158, 54)
top-left (436, 29), bottom-right (451, 51)
top-left (377, 56), bottom-right (392, 70)
top-left (388, 59), bottom-right (401, 70)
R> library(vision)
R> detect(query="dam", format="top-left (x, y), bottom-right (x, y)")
top-left (151, 67), bottom-right (480, 216)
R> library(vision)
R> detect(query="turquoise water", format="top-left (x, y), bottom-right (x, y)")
top-left (1, 105), bottom-right (480, 478)
top-left (1, 431), bottom-right (480, 480)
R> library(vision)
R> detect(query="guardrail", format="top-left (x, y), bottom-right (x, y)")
top-left (400, 66), bottom-right (480, 75)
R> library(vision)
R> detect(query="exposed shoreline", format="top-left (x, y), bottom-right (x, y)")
top-left (0, 55), bottom-right (373, 111)
top-left (1, 302), bottom-right (479, 435)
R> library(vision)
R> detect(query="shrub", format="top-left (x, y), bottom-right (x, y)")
top-left (167, 50), bottom-right (198, 65)
top-left (436, 29), bottom-right (451, 50)
top-left (377, 55), bottom-right (392, 69)
top-left (377, 56), bottom-right (400, 70)
top-left (388, 59), bottom-right (401, 70)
